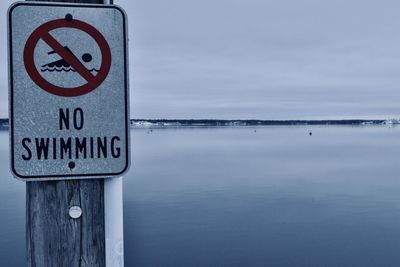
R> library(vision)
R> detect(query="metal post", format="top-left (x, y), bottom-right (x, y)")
top-left (105, 177), bottom-right (124, 266)
top-left (25, 0), bottom-right (124, 267)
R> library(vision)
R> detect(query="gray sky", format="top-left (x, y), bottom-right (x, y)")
top-left (2, 0), bottom-right (400, 119)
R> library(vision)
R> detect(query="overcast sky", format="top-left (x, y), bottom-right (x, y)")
top-left (2, 0), bottom-right (400, 119)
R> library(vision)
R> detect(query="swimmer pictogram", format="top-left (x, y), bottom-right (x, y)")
top-left (23, 14), bottom-right (111, 97)
top-left (40, 47), bottom-right (98, 73)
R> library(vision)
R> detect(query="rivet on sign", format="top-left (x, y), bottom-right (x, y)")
top-left (68, 161), bottom-right (76, 170)
top-left (65, 13), bottom-right (73, 21)
top-left (69, 206), bottom-right (82, 219)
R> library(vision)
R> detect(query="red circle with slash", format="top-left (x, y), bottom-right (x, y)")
top-left (23, 18), bottom-right (111, 97)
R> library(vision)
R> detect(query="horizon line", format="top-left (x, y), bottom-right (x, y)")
top-left (1, 118), bottom-right (399, 129)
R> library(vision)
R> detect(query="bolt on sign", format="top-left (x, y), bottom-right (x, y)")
top-left (8, 2), bottom-right (130, 181)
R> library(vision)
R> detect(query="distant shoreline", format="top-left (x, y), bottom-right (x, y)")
top-left (0, 118), bottom-right (398, 130)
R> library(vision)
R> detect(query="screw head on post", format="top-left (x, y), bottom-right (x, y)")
top-left (69, 206), bottom-right (82, 219)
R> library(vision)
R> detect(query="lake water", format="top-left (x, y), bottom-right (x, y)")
top-left (2, 126), bottom-right (400, 266)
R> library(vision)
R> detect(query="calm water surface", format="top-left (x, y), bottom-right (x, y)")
top-left (1, 126), bottom-right (400, 266)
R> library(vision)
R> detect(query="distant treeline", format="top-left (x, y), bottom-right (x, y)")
top-left (130, 119), bottom-right (390, 127)
top-left (0, 119), bottom-right (7, 130)
top-left (0, 118), bottom-right (395, 130)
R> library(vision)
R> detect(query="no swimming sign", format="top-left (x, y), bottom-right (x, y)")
top-left (8, 2), bottom-right (130, 180)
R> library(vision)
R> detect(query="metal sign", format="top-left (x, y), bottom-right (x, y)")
top-left (8, 2), bottom-right (130, 181)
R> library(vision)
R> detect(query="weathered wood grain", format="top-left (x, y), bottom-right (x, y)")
top-left (26, 0), bottom-right (106, 266)
top-left (27, 180), bottom-right (105, 267)
top-left (27, 183), bottom-right (106, 266)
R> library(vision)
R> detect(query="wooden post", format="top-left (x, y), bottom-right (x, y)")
top-left (26, 0), bottom-right (111, 266)
top-left (27, 180), bottom-right (105, 266)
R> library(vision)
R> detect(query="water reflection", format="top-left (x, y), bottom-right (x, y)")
top-left (125, 126), bottom-right (400, 267)
top-left (1, 126), bottom-right (400, 266)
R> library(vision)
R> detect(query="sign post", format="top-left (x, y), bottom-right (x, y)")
top-left (8, 0), bottom-right (129, 266)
